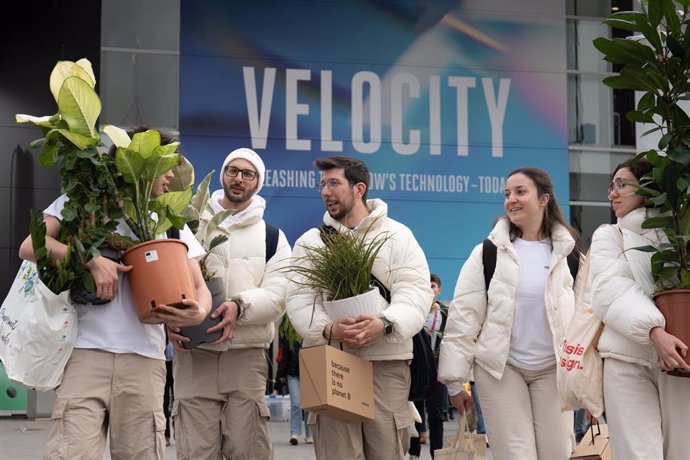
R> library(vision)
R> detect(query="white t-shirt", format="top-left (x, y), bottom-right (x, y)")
top-left (45, 194), bottom-right (205, 360)
top-left (507, 238), bottom-right (557, 370)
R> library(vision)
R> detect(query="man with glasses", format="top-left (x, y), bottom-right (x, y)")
top-left (286, 156), bottom-right (434, 460)
top-left (169, 147), bottom-right (291, 459)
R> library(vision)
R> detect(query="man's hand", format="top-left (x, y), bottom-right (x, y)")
top-left (208, 300), bottom-right (239, 345)
top-left (167, 326), bottom-right (190, 353)
top-left (331, 315), bottom-right (385, 348)
top-left (151, 298), bottom-right (206, 329)
top-left (650, 326), bottom-right (690, 372)
top-left (450, 390), bottom-right (474, 416)
top-left (85, 256), bottom-right (132, 300)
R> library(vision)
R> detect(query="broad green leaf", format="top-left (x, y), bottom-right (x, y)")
top-left (638, 91), bottom-right (656, 111)
top-left (626, 110), bottom-right (655, 123)
top-left (15, 113), bottom-right (54, 126)
top-left (57, 76), bottom-right (100, 138)
top-left (647, 0), bottom-right (663, 27)
top-left (168, 155), bottom-right (194, 192)
top-left (641, 215), bottom-right (674, 229)
top-left (55, 129), bottom-right (99, 150)
top-left (190, 171), bottom-right (215, 216)
top-left (603, 18), bottom-right (638, 32)
top-left (659, 132), bottom-right (673, 149)
top-left (49, 61), bottom-right (76, 102)
top-left (207, 234), bottom-right (229, 252)
top-left (103, 124), bottom-right (131, 148)
top-left (115, 147), bottom-right (146, 184)
top-left (155, 189), bottom-right (193, 216)
top-left (75, 58), bottom-right (96, 87)
top-left (38, 142), bottom-right (60, 167)
top-left (205, 208), bottom-right (235, 237)
top-left (146, 153), bottom-right (180, 180)
top-left (633, 14), bottom-right (662, 52)
top-left (129, 130), bottom-right (161, 159)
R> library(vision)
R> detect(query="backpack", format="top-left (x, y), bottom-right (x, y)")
top-left (167, 222), bottom-right (280, 263)
top-left (481, 238), bottom-right (580, 291)
top-left (319, 225), bottom-right (436, 401)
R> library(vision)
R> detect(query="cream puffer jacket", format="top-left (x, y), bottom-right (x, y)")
top-left (197, 192), bottom-right (292, 351)
top-left (438, 218), bottom-right (582, 384)
top-left (286, 199), bottom-right (434, 361)
top-left (589, 207), bottom-right (665, 368)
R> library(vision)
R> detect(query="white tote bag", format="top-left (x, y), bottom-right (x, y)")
top-left (557, 251), bottom-right (605, 418)
top-left (0, 260), bottom-right (77, 391)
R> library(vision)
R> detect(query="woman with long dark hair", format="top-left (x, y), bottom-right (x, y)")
top-left (439, 167), bottom-right (580, 459)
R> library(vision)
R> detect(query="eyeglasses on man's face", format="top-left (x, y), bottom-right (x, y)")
top-left (224, 166), bottom-right (258, 181)
top-left (317, 178), bottom-right (345, 192)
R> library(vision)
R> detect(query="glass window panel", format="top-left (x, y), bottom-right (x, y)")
top-left (100, 51), bottom-right (179, 131)
top-left (567, 19), bottom-right (610, 73)
top-left (569, 149), bottom-right (634, 201)
top-left (570, 205), bottom-right (615, 251)
top-left (101, 0), bottom-right (180, 50)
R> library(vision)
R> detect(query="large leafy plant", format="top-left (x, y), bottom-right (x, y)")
top-left (288, 224), bottom-right (390, 301)
top-left (594, 0), bottom-right (690, 289)
top-left (105, 126), bottom-right (193, 244)
top-left (16, 59), bottom-right (123, 294)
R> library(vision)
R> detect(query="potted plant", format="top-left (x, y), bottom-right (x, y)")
top-left (287, 223), bottom-right (390, 320)
top-left (16, 59), bottom-right (125, 300)
top-left (104, 125), bottom-right (196, 322)
top-left (594, 0), bottom-right (690, 375)
top-left (177, 169), bottom-right (234, 347)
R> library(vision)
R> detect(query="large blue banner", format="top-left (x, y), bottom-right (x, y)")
top-left (180, 0), bottom-right (568, 290)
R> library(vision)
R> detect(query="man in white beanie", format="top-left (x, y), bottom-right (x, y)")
top-left (169, 147), bottom-right (291, 459)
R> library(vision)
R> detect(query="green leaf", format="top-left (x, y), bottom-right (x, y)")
top-left (190, 171), bottom-right (215, 217)
top-left (37, 141), bottom-right (60, 167)
top-left (155, 189), bottom-right (193, 216)
top-left (626, 110), bottom-right (655, 123)
top-left (129, 130), bottom-right (161, 160)
top-left (168, 155), bottom-right (195, 192)
top-left (103, 124), bottom-right (131, 148)
top-left (638, 91), bottom-right (656, 111)
top-left (647, 0), bottom-right (664, 27)
top-left (593, 37), bottom-right (655, 66)
top-left (57, 76), bottom-right (101, 138)
top-left (115, 147), bottom-right (146, 184)
top-left (633, 14), bottom-right (663, 52)
top-left (55, 129), bottom-right (99, 150)
top-left (641, 215), bottom-right (674, 229)
top-left (659, 132), bottom-right (673, 149)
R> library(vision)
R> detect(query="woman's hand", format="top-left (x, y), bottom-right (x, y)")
top-left (650, 326), bottom-right (690, 372)
top-left (450, 390), bottom-right (474, 416)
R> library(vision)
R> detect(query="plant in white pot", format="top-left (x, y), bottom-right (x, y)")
top-left (594, 1), bottom-right (690, 375)
top-left (287, 223), bottom-right (390, 321)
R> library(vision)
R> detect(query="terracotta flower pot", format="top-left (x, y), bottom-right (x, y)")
top-left (123, 239), bottom-right (196, 324)
top-left (653, 289), bottom-right (690, 377)
top-left (323, 287), bottom-right (386, 321)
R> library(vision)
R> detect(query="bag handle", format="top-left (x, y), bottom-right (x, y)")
top-left (447, 410), bottom-right (475, 451)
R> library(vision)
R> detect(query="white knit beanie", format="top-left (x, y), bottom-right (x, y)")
top-left (219, 147), bottom-right (266, 193)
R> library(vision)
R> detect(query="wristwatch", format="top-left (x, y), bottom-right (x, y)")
top-left (381, 318), bottom-right (393, 335)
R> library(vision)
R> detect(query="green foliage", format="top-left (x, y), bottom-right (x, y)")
top-left (595, 1), bottom-right (690, 288)
top-left (111, 128), bottom-right (193, 242)
top-left (17, 59), bottom-right (121, 295)
top-left (183, 170), bottom-right (233, 280)
top-left (287, 223), bottom-right (390, 301)
top-left (279, 314), bottom-right (302, 350)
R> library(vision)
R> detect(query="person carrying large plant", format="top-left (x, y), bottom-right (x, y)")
top-left (285, 156), bottom-right (434, 460)
top-left (15, 59), bottom-right (211, 459)
top-left (591, 1), bottom-right (690, 459)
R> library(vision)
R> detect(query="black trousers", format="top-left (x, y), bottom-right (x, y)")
top-left (409, 380), bottom-right (447, 458)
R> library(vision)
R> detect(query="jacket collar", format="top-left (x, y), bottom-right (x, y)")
top-left (207, 189), bottom-right (265, 228)
top-left (618, 207), bottom-right (665, 243)
top-left (322, 198), bottom-right (388, 233)
top-left (489, 217), bottom-right (575, 258)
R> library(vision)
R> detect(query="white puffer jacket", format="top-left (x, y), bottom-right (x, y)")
top-left (589, 207), bottom-right (665, 368)
top-left (198, 192), bottom-right (291, 351)
top-left (286, 199), bottom-right (434, 361)
top-left (438, 218), bottom-right (582, 384)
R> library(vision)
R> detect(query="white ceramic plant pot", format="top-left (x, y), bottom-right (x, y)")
top-left (323, 287), bottom-right (386, 321)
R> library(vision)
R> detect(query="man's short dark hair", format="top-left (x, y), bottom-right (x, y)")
top-left (430, 273), bottom-right (441, 286)
top-left (315, 156), bottom-right (369, 202)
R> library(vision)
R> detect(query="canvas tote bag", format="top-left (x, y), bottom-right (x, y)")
top-left (557, 250), bottom-right (605, 418)
top-left (0, 260), bottom-right (77, 391)
top-left (435, 411), bottom-right (484, 460)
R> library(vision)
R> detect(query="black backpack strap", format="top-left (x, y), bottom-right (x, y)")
top-left (482, 239), bottom-right (497, 292)
top-left (166, 226), bottom-right (180, 239)
top-left (567, 251), bottom-right (580, 281)
top-left (265, 223), bottom-right (279, 263)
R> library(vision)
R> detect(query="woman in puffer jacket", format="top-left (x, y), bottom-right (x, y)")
top-left (589, 159), bottom-right (690, 460)
top-left (438, 167), bottom-right (581, 460)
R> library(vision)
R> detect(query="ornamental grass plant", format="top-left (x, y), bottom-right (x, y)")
top-left (288, 223), bottom-right (390, 301)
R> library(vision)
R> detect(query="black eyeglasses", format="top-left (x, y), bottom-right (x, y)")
top-left (224, 166), bottom-right (258, 181)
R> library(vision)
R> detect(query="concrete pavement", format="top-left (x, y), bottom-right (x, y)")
top-left (0, 415), bottom-right (466, 459)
